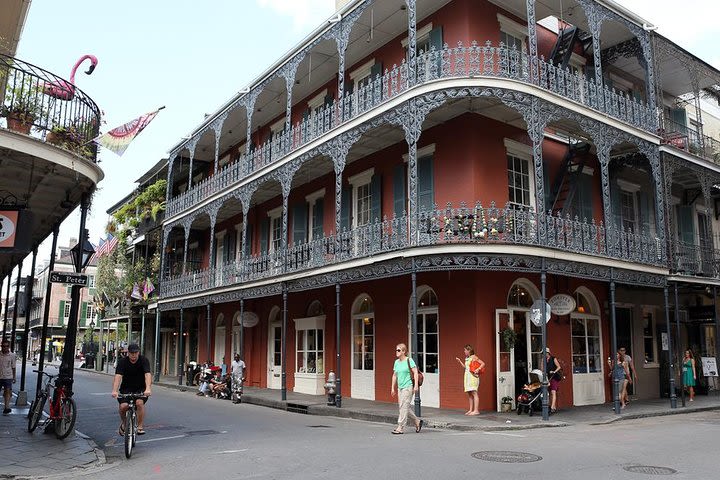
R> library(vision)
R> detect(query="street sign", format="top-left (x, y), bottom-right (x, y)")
top-left (530, 299), bottom-right (552, 326)
top-left (49, 271), bottom-right (88, 286)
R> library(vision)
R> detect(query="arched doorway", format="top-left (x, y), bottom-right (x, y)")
top-left (495, 279), bottom-right (540, 411)
top-left (570, 287), bottom-right (605, 405)
top-left (351, 295), bottom-right (375, 400)
top-left (410, 286), bottom-right (439, 408)
top-left (267, 306), bottom-right (282, 389)
top-left (214, 313), bottom-right (226, 367)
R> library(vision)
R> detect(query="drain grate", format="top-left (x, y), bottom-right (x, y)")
top-left (186, 429), bottom-right (221, 436)
top-left (623, 466), bottom-right (677, 475)
top-left (307, 425), bottom-right (331, 428)
top-left (471, 451), bottom-right (542, 463)
top-left (286, 403), bottom-right (309, 414)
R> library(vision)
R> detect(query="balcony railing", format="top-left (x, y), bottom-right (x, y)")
top-left (661, 116), bottom-right (720, 164)
top-left (671, 240), bottom-right (719, 277)
top-left (0, 54), bottom-right (101, 162)
top-left (166, 43), bottom-right (655, 218)
top-left (160, 201), bottom-right (665, 298)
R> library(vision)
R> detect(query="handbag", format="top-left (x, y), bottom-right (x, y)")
top-left (407, 359), bottom-right (424, 387)
top-left (469, 359), bottom-right (486, 376)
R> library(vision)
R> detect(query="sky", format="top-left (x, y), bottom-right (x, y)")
top-left (2, 0), bottom-right (719, 292)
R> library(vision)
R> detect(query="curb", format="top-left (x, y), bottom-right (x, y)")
top-left (588, 404), bottom-right (720, 426)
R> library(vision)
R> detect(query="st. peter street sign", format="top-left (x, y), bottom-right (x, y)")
top-left (49, 271), bottom-right (88, 286)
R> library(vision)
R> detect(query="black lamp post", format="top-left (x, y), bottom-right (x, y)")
top-left (58, 202), bottom-right (95, 393)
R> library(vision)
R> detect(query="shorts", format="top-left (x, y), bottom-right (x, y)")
top-left (117, 393), bottom-right (149, 405)
top-left (0, 379), bottom-right (12, 390)
top-left (549, 377), bottom-right (560, 392)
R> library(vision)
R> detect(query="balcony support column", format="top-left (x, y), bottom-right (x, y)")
top-left (17, 246), bottom-right (38, 405)
top-left (321, 132), bottom-right (360, 250)
top-left (690, 73), bottom-right (705, 149)
top-left (182, 221), bottom-right (191, 275)
top-left (239, 297), bottom-right (244, 361)
top-left (405, 0), bottom-right (417, 87)
top-left (596, 138), bottom-right (612, 247)
top-left (178, 308), bottom-right (185, 386)
top-left (243, 90), bottom-right (261, 175)
top-left (154, 228), bottom-right (170, 382)
top-left (166, 156), bottom-right (175, 205)
top-left (36, 224), bottom-right (59, 393)
top-left (714, 287), bottom-right (719, 381)
top-left (2, 271), bottom-right (11, 338)
top-left (664, 285), bottom-right (677, 408)
top-left (186, 137), bottom-right (199, 190)
top-left (208, 207), bottom-right (219, 287)
top-left (10, 258), bottom-right (23, 353)
top-left (212, 113), bottom-right (227, 174)
top-left (281, 284), bottom-right (287, 401)
top-left (206, 303), bottom-right (212, 366)
top-left (525, 0), bottom-right (538, 83)
top-left (527, 98), bottom-right (549, 243)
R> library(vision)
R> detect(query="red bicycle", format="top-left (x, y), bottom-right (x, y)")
top-left (28, 370), bottom-right (77, 439)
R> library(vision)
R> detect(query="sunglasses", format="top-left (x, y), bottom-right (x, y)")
top-left (121, 351), bottom-right (128, 356)
top-left (396, 349), bottom-right (403, 352)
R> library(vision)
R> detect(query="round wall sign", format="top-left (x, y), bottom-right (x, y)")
top-left (242, 312), bottom-right (259, 328)
top-left (548, 294), bottom-right (576, 316)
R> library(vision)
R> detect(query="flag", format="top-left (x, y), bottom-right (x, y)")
top-left (130, 283), bottom-right (142, 300)
top-left (143, 277), bottom-right (155, 300)
top-left (95, 107), bottom-right (164, 156)
top-left (94, 233), bottom-right (118, 259)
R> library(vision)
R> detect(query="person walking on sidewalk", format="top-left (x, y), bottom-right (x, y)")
top-left (455, 344), bottom-right (485, 416)
top-left (619, 347), bottom-right (637, 403)
top-left (1, 340), bottom-right (16, 415)
top-left (610, 351), bottom-right (630, 409)
top-left (390, 343), bottom-right (423, 434)
top-left (111, 343), bottom-right (152, 435)
top-left (682, 350), bottom-right (697, 401)
top-left (545, 348), bottom-right (562, 414)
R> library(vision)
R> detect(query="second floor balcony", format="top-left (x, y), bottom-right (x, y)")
top-left (160, 201), bottom-right (665, 298)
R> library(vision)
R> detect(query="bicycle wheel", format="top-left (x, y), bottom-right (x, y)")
top-left (54, 397), bottom-right (77, 439)
top-left (124, 410), bottom-right (134, 459)
top-left (27, 394), bottom-right (47, 433)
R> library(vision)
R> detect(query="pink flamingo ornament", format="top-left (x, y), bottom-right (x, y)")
top-left (43, 54), bottom-right (98, 101)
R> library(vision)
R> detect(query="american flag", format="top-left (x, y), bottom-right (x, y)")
top-left (90, 233), bottom-right (118, 263)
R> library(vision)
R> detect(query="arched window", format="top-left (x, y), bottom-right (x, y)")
top-left (214, 313), bottom-right (226, 365)
top-left (571, 287), bottom-right (602, 375)
top-left (352, 295), bottom-right (374, 371)
top-left (414, 286), bottom-right (439, 374)
top-left (306, 300), bottom-right (324, 317)
top-left (507, 281), bottom-right (537, 308)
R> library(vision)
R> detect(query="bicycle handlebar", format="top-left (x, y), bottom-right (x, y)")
top-left (117, 393), bottom-right (146, 400)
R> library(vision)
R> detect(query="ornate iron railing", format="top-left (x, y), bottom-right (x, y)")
top-left (671, 240), bottom-right (719, 277)
top-left (166, 43), bottom-right (655, 218)
top-left (0, 54), bottom-right (101, 162)
top-left (661, 116), bottom-right (720, 164)
top-left (160, 201), bottom-right (667, 297)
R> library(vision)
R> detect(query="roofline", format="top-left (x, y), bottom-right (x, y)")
top-left (106, 191), bottom-right (136, 215)
top-left (166, 0), bottom-right (363, 156)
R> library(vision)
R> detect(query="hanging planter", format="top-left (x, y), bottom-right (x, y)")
top-left (501, 327), bottom-right (517, 351)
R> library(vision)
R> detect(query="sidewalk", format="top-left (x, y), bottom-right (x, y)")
top-left (146, 372), bottom-right (720, 431)
top-left (0, 401), bottom-right (105, 478)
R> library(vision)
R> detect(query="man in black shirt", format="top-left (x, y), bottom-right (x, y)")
top-left (111, 343), bottom-right (152, 435)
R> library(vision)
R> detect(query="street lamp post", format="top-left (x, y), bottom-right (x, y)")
top-left (58, 195), bottom-right (95, 395)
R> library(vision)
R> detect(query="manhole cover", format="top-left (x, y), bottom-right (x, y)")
top-left (471, 451), bottom-right (542, 463)
top-left (623, 466), bottom-right (677, 475)
top-left (186, 429), bottom-right (221, 436)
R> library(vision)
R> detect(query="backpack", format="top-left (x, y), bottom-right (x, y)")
top-left (407, 359), bottom-right (424, 387)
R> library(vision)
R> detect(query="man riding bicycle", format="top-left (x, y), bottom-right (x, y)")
top-left (111, 343), bottom-right (152, 435)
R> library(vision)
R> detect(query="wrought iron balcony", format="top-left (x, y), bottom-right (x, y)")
top-left (670, 240), bottom-right (720, 277)
top-left (0, 54), bottom-right (101, 161)
top-left (160, 201), bottom-right (665, 298)
top-left (661, 116), bottom-right (720, 164)
top-left (165, 43), bottom-right (655, 219)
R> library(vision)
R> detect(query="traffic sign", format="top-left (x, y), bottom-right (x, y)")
top-left (49, 271), bottom-right (88, 286)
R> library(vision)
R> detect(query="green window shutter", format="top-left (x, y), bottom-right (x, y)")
top-left (341, 186), bottom-right (351, 231)
top-left (244, 223), bottom-right (253, 257)
top-left (573, 173), bottom-right (594, 222)
top-left (370, 174), bottom-right (382, 222)
top-left (228, 230), bottom-right (237, 262)
top-left (292, 202), bottom-right (308, 245)
top-left (611, 183), bottom-right (623, 230)
top-left (370, 62), bottom-right (383, 82)
top-left (345, 80), bottom-right (354, 95)
top-left (638, 192), bottom-right (653, 235)
top-left (670, 108), bottom-right (687, 128)
top-left (418, 155), bottom-right (435, 213)
top-left (58, 300), bottom-right (65, 326)
top-left (313, 198), bottom-right (324, 239)
top-left (585, 65), bottom-right (596, 83)
top-left (80, 301), bottom-right (87, 327)
top-left (429, 26), bottom-right (443, 51)
top-left (260, 218), bottom-right (270, 254)
top-left (323, 94), bottom-right (334, 109)
top-left (677, 205), bottom-right (695, 245)
top-left (393, 163), bottom-right (406, 217)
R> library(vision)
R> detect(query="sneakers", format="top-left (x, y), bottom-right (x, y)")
top-left (2, 408), bottom-right (10, 415)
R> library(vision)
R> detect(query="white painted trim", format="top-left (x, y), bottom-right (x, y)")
top-left (348, 168), bottom-right (375, 187)
top-left (401, 23), bottom-right (433, 48)
top-left (267, 206), bottom-right (283, 219)
top-left (307, 89), bottom-right (328, 110)
top-left (305, 188), bottom-right (326, 204)
top-left (293, 315), bottom-right (326, 331)
top-left (616, 178), bottom-right (641, 193)
top-left (504, 138), bottom-right (532, 160)
top-left (497, 13), bottom-right (528, 40)
top-left (349, 59), bottom-right (375, 81)
top-left (215, 229), bottom-right (227, 240)
top-left (402, 143), bottom-right (436, 162)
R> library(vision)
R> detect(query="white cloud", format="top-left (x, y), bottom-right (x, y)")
top-left (256, 0), bottom-right (336, 31)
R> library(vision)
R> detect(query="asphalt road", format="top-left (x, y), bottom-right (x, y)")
top-left (22, 365), bottom-right (720, 479)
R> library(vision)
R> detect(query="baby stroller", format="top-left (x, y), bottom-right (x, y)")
top-left (516, 369), bottom-right (543, 416)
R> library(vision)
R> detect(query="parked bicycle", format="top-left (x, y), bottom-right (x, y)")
top-left (118, 393), bottom-right (144, 458)
top-left (27, 370), bottom-right (76, 439)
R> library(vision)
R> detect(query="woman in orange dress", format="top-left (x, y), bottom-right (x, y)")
top-left (455, 344), bottom-right (485, 415)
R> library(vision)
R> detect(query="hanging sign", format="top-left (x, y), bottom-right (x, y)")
top-left (548, 294), bottom-right (576, 316)
top-left (530, 299), bottom-right (552, 326)
top-left (242, 312), bottom-right (259, 328)
top-left (0, 210), bottom-right (19, 248)
top-left (701, 357), bottom-right (718, 377)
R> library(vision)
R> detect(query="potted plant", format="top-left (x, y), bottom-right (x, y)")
top-left (501, 327), bottom-right (517, 351)
top-left (501, 395), bottom-right (513, 412)
top-left (46, 117), bottom-right (96, 158)
top-left (2, 77), bottom-right (44, 134)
